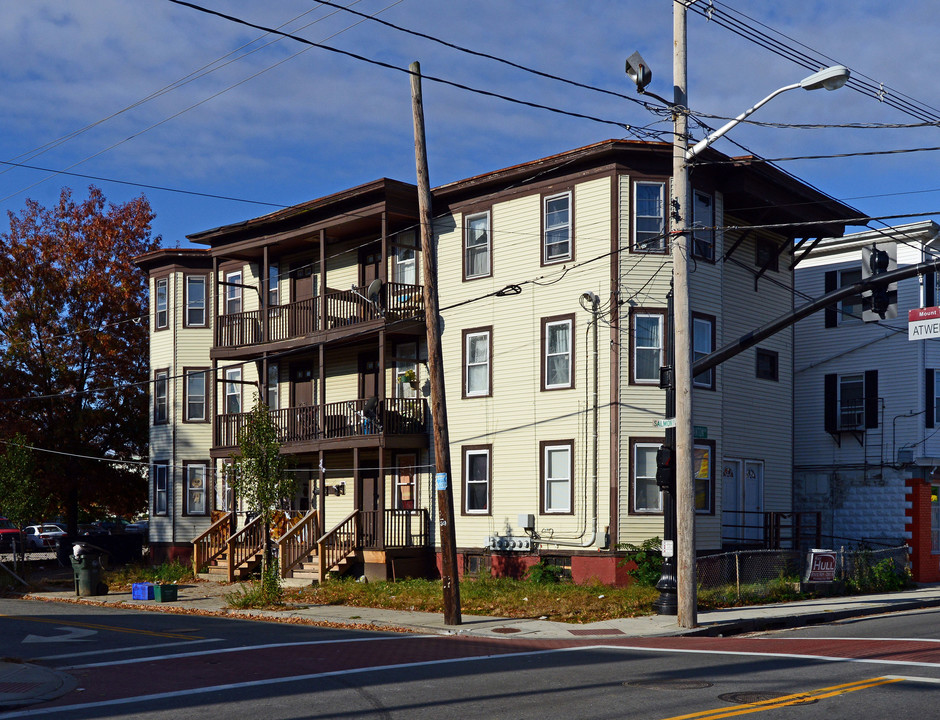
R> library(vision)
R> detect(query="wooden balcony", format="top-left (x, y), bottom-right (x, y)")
top-left (215, 282), bottom-right (424, 349)
top-left (214, 397), bottom-right (428, 451)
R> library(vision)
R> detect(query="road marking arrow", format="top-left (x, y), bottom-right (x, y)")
top-left (23, 627), bottom-right (97, 643)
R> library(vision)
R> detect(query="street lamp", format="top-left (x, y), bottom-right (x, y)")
top-left (626, 47), bottom-right (850, 622)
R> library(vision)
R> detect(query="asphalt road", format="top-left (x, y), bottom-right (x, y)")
top-left (2, 598), bottom-right (940, 719)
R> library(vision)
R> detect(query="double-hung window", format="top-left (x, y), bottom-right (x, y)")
top-left (463, 328), bottom-right (491, 397)
top-left (839, 373), bottom-right (865, 429)
top-left (395, 342), bottom-right (418, 400)
top-left (395, 245), bottom-right (416, 285)
top-left (184, 369), bottom-right (207, 422)
top-left (632, 311), bottom-right (664, 384)
top-left (224, 368), bottom-right (242, 415)
top-left (465, 211), bottom-right (491, 279)
top-left (542, 441), bottom-right (573, 513)
top-left (153, 462), bottom-right (168, 516)
top-left (824, 370), bottom-right (878, 433)
top-left (225, 270), bottom-right (242, 315)
top-left (543, 315), bottom-right (573, 390)
top-left (268, 265), bottom-right (279, 307)
top-left (543, 192), bottom-right (572, 264)
top-left (155, 277), bottom-right (168, 330)
top-left (692, 314), bottom-right (715, 390)
top-left (692, 191), bottom-right (715, 261)
top-left (154, 370), bottom-right (169, 424)
top-left (634, 181), bottom-right (666, 252)
top-left (184, 462), bottom-right (208, 516)
top-left (463, 446), bottom-right (491, 514)
top-left (632, 441), bottom-right (662, 513)
top-left (185, 276), bottom-right (206, 327)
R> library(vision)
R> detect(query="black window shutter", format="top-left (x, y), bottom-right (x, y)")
top-left (864, 369), bottom-right (879, 429)
top-left (824, 374), bottom-right (837, 433)
top-left (824, 271), bottom-right (837, 328)
top-left (928, 369), bottom-right (936, 429)
top-left (927, 272), bottom-right (936, 308)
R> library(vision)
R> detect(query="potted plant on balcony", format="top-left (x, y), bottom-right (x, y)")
top-left (398, 369), bottom-right (418, 390)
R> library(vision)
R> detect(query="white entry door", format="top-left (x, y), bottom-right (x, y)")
top-left (722, 459), bottom-right (764, 543)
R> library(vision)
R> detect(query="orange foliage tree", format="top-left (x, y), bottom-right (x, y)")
top-left (0, 186), bottom-right (160, 530)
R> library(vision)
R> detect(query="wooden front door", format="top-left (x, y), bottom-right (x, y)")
top-left (359, 244), bottom-right (381, 288)
top-left (358, 352), bottom-right (379, 400)
top-left (290, 263), bottom-right (316, 336)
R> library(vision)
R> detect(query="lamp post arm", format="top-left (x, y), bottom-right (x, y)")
top-left (685, 82), bottom-right (800, 160)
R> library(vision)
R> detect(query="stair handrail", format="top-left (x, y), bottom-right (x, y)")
top-left (192, 511), bottom-right (233, 575)
top-left (277, 508), bottom-right (320, 578)
top-left (316, 510), bottom-right (359, 579)
top-left (226, 514), bottom-right (265, 583)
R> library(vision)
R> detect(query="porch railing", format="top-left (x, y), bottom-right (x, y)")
top-left (317, 510), bottom-right (359, 579)
top-left (217, 398), bottom-right (427, 448)
top-left (277, 508), bottom-right (320, 579)
top-left (215, 283), bottom-right (424, 349)
top-left (192, 511), bottom-right (232, 575)
top-left (226, 514), bottom-right (265, 583)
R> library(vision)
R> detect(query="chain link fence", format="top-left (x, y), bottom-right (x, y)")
top-left (696, 545), bottom-right (910, 602)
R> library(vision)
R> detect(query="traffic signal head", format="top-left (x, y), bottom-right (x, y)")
top-left (656, 445), bottom-right (674, 492)
top-left (861, 244), bottom-right (898, 322)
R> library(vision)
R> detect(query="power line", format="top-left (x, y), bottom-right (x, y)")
top-left (165, 0), bottom-right (657, 137)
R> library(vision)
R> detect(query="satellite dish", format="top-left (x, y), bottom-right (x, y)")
top-left (366, 278), bottom-right (383, 299)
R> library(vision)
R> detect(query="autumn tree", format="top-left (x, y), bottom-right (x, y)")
top-left (0, 186), bottom-right (160, 531)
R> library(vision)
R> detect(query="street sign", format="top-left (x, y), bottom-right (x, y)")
top-left (909, 306), bottom-right (940, 340)
top-left (653, 418), bottom-right (676, 428)
top-left (694, 425), bottom-right (708, 439)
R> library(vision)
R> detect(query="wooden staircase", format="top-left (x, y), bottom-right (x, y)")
top-left (278, 508), bottom-right (356, 585)
top-left (193, 512), bottom-right (265, 582)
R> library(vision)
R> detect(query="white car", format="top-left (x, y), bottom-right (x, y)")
top-left (23, 524), bottom-right (66, 551)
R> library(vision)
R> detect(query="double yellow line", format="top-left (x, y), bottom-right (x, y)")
top-left (663, 677), bottom-right (902, 720)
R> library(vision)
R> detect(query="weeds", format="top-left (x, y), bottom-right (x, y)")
top-left (225, 564), bottom-right (283, 609)
top-left (104, 560), bottom-right (193, 588)
top-left (617, 537), bottom-right (664, 587)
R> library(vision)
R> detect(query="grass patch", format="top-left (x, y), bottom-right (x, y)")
top-left (286, 576), bottom-right (661, 624)
top-left (225, 565), bottom-right (284, 609)
top-left (104, 560), bottom-right (194, 589)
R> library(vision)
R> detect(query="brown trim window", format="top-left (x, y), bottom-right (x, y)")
top-left (183, 461), bottom-right (209, 516)
top-left (184, 274), bottom-right (207, 327)
top-left (630, 438), bottom-right (663, 514)
top-left (692, 190), bottom-right (715, 262)
top-left (464, 210), bottom-right (491, 280)
top-left (183, 368), bottom-right (209, 423)
top-left (541, 314), bottom-right (575, 390)
top-left (462, 327), bottom-right (492, 398)
top-left (154, 276), bottom-right (169, 330)
top-left (154, 369), bottom-right (169, 425)
top-left (543, 191), bottom-right (572, 264)
top-left (756, 348), bottom-right (779, 381)
top-left (541, 440), bottom-right (573, 514)
top-left (633, 180), bottom-right (668, 253)
top-left (225, 269), bottom-right (243, 315)
top-left (692, 312), bottom-right (716, 390)
top-left (224, 367), bottom-right (242, 415)
top-left (694, 440), bottom-right (716, 514)
top-left (153, 461), bottom-right (169, 516)
top-left (462, 444), bottom-right (492, 515)
top-left (630, 308), bottom-right (666, 385)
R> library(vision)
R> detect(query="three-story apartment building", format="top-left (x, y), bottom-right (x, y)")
top-left (138, 140), bottom-right (856, 584)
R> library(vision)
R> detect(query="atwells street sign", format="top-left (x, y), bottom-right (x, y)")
top-left (909, 306), bottom-right (940, 340)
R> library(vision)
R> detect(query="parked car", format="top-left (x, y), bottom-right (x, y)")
top-left (77, 524), bottom-right (108, 537)
top-left (125, 520), bottom-right (148, 537)
top-left (93, 518), bottom-right (129, 534)
top-left (23, 524), bottom-right (67, 551)
top-left (0, 517), bottom-right (23, 552)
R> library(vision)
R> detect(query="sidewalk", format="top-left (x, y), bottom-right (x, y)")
top-left (4, 581), bottom-right (940, 710)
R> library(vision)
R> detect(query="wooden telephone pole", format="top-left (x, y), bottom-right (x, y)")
top-left (410, 61), bottom-right (461, 625)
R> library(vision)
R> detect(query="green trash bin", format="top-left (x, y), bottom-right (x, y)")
top-left (70, 548), bottom-right (108, 597)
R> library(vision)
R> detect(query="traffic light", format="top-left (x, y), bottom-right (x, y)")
top-left (862, 244), bottom-right (897, 322)
top-left (656, 444), bottom-right (674, 493)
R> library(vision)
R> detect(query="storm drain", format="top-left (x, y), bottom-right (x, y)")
top-left (490, 627), bottom-right (522, 634)
top-left (718, 691), bottom-right (817, 706)
top-left (625, 679), bottom-right (713, 691)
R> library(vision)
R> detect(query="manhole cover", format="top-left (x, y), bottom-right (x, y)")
top-left (718, 691), bottom-right (816, 706)
top-left (490, 627), bottom-right (522, 634)
top-left (625, 679), bottom-right (713, 691)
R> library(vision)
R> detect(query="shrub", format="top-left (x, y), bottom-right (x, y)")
top-left (617, 537), bottom-right (663, 587)
top-left (526, 560), bottom-right (563, 584)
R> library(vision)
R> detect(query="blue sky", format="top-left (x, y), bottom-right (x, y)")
top-left (1, 1), bottom-right (938, 247)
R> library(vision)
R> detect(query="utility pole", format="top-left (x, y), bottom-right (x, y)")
top-left (410, 60), bottom-right (461, 626)
top-left (672, 2), bottom-right (698, 628)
